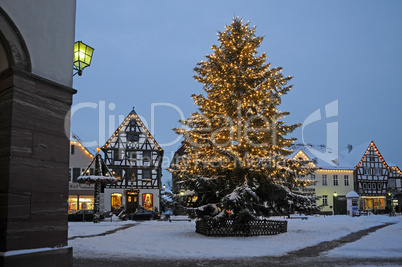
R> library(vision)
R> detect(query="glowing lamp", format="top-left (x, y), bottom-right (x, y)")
top-left (73, 41), bottom-right (94, 76)
top-left (333, 192), bottom-right (338, 197)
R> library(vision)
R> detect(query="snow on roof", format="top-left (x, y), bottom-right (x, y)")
top-left (340, 141), bottom-right (372, 168)
top-left (341, 141), bottom-right (399, 169)
top-left (290, 141), bottom-right (401, 170)
top-left (345, 191), bottom-right (359, 198)
top-left (290, 143), bottom-right (354, 169)
top-left (77, 175), bottom-right (118, 183)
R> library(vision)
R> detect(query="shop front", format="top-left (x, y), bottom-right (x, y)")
top-left (68, 195), bottom-right (95, 214)
top-left (360, 196), bottom-right (385, 213)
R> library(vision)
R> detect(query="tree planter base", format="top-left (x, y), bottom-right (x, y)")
top-left (196, 219), bottom-right (287, 237)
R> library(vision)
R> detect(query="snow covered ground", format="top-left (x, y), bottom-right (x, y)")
top-left (68, 215), bottom-right (402, 260)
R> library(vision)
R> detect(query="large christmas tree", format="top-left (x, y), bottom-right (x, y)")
top-left (170, 18), bottom-right (316, 223)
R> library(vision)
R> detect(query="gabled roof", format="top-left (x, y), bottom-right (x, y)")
top-left (290, 141), bottom-right (399, 171)
top-left (78, 149), bottom-right (117, 183)
top-left (354, 141), bottom-right (390, 169)
top-left (291, 149), bottom-right (318, 168)
top-left (290, 143), bottom-right (354, 170)
top-left (70, 139), bottom-right (94, 158)
top-left (101, 108), bottom-right (162, 151)
top-left (390, 166), bottom-right (402, 178)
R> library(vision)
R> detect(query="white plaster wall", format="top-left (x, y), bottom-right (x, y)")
top-left (69, 142), bottom-right (93, 168)
top-left (1, 0), bottom-right (76, 87)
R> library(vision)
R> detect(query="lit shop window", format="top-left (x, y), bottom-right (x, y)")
top-left (142, 193), bottom-right (153, 210)
top-left (111, 193), bottom-right (122, 211)
top-left (79, 196), bottom-right (94, 210)
top-left (68, 195), bottom-right (78, 213)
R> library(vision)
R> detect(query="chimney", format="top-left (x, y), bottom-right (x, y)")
top-left (347, 144), bottom-right (353, 153)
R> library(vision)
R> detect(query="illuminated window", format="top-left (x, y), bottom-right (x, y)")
top-left (128, 169), bottom-right (136, 180)
top-left (322, 175), bottom-right (327, 186)
top-left (333, 175), bottom-right (338, 186)
top-left (79, 195), bottom-right (94, 210)
top-left (111, 193), bottom-right (122, 211)
top-left (344, 175), bottom-right (349, 186)
top-left (68, 195), bottom-right (78, 213)
top-left (142, 193), bottom-right (153, 210)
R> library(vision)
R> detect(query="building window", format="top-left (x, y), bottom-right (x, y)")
top-left (128, 169), bottom-right (136, 180)
top-left (368, 183), bottom-right (371, 189)
top-left (71, 144), bottom-right (75, 155)
top-left (364, 168), bottom-right (371, 175)
top-left (113, 149), bottom-right (120, 161)
top-left (68, 195), bottom-right (78, 213)
top-left (111, 193), bottom-right (122, 212)
top-left (127, 133), bottom-right (139, 142)
top-left (143, 169), bottom-right (151, 180)
top-left (375, 168), bottom-right (382, 175)
top-left (130, 151), bottom-right (137, 159)
top-left (68, 168), bottom-right (72, 181)
top-left (79, 195), bottom-right (94, 210)
top-left (363, 183), bottom-right (367, 189)
top-left (311, 174), bottom-right (316, 180)
top-left (333, 175), bottom-right (338, 186)
top-left (344, 175), bottom-right (349, 186)
top-left (142, 193), bottom-right (153, 210)
top-left (322, 175), bottom-right (327, 186)
top-left (72, 168), bottom-right (81, 182)
top-left (143, 151), bottom-right (152, 163)
top-left (322, 195), bottom-right (328, 206)
top-left (372, 183), bottom-right (376, 190)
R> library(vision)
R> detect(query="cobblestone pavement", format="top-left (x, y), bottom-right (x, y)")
top-left (74, 222), bottom-right (402, 267)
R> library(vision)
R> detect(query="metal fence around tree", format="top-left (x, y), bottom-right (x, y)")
top-left (196, 219), bottom-right (287, 237)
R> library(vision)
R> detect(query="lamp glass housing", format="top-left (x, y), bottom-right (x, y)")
top-left (74, 41), bottom-right (94, 75)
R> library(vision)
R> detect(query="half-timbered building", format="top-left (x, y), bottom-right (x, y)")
top-left (101, 108), bottom-right (164, 214)
top-left (388, 166), bottom-right (402, 212)
top-left (354, 141), bottom-right (389, 212)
